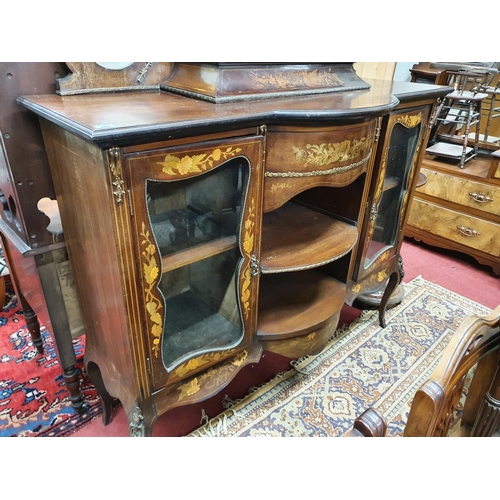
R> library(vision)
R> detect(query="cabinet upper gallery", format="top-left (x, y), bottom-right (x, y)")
top-left (18, 67), bottom-right (451, 436)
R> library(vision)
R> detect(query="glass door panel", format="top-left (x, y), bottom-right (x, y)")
top-left (363, 120), bottom-right (421, 269)
top-left (146, 158), bottom-right (249, 370)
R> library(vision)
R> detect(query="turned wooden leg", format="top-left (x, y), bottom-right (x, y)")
top-left (0, 275), bottom-right (5, 308)
top-left (63, 365), bottom-right (90, 414)
top-left (18, 292), bottom-right (44, 355)
top-left (34, 251), bottom-right (88, 414)
top-left (470, 363), bottom-right (500, 437)
top-left (86, 361), bottom-right (114, 425)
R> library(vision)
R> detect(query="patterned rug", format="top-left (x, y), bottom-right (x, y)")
top-left (0, 290), bottom-right (102, 437)
top-left (189, 276), bottom-right (492, 437)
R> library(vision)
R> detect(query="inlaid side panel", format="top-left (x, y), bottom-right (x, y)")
top-left (39, 120), bottom-right (139, 414)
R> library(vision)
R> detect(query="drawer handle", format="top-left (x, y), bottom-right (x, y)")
top-left (457, 225), bottom-right (480, 237)
top-left (416, 173), bottom-right (427, 188)
top-left (469, 191), bottom-right (493, 203)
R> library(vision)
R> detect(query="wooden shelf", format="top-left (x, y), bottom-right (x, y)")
top-left (383, 176), bottom-right (400, 191)
top-left (256, 270), bottom-right (345, 341)
top-left (161, 235), bottom-right (237, 273)
top-left (150, 206), bottom-right (238, 273)
top-left (427, 142), bottom-right (473, 158)
top-left (260, 202), bottom-right (358, 273)
top-left (162, 290), bottom-right (241, 368)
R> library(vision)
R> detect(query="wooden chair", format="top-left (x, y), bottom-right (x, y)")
top-left (427, 69), bottom-right (493, 168)
top-left (479, 79), bottom-right (500, 145)
top-left (345, 305), bottom-right (500, 437)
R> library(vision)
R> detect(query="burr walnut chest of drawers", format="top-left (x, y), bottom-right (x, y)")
top-left (407, 153), bottom-right (500, 276)
top-left (18, 66), bottom-right (450, 436)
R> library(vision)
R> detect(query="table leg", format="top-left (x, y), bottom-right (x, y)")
top-left (34, 251), bottom-right (89, 414)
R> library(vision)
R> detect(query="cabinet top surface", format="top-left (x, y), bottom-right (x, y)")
top-left (17, 79), bottom-right (450, 148)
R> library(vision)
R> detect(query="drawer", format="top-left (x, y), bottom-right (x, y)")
top-left (264, 120), bottom-right (377, 212)
top-left (408, 198), bottom-right (500, 256)
top-left (417, 168), bottom-right (500, 218)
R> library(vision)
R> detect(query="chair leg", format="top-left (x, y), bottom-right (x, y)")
top-left (17, 291), bottom-right (44, 355)
top-left (459, 102), bottom-right (474, 168)
top-left (0, 276), bottom-right (5, 309)
top-left (484, 95), bottom-right (494, 143)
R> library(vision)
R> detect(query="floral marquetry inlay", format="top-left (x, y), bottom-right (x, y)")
top-left (292, 138), bottom-right (372, 167)
top-left (157, 147), bottom-right (242, 176)
top-left (177, 350), bottom-right (249, 401)
top-left (241, 197), bottom-right (256, 319)
top-left (270, 182), bottom-right (293, 194)
top-left (250, 69), bottom-right (343, 90)
top-left (140, 222), bottom-right (163, 356)
top-left (173, 349), bottom-right (236, 379)
top-left (395, 113), bottom-right (423, 128)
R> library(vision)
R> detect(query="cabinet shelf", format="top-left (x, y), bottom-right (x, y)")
top-left (260, 202), bottom-right (358, 273)
top-left (151, 206), bottom-right (238, 273)
top-left (256, 270), bottom-right (345, 341)
top-left (383, 176), bottom-right (400, 192)
top-left (161, 236), bottom-right (237, 273)
top-left (162, 290), bottom-right (242, 368)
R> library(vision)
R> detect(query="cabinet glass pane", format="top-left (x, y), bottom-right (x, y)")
top-left (364, 121), bottom-right (421, 268)
top-left (146, 158), bottom-right (249, 370)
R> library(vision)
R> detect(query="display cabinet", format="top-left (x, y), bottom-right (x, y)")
top-left (18, 66), bottom-right (451, 435)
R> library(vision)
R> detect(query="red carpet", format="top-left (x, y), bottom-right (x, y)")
top-left (0, 289), bottom-right (101, 437)
top-left (72, 238), bottom-right (499, 437)
top-left (1, 237), bottom-right (498, 437)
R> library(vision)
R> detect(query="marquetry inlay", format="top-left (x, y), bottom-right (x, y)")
top-left (140, 222), bottom-right (163, 357)
top-left (250, 69), bottom-right (343, 90)
top-left (157, 146), bottom-right (242, 176)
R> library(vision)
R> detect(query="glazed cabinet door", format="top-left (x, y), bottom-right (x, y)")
top-left (354, 105), bottom-right (431, 283)
top-left (123, 135), bottom-right (264, 392)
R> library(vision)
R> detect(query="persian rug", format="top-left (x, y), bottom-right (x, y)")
top-left (189, 276), bottom-right (492, 437)
top-left (0, 291), bottom-right (102, 437)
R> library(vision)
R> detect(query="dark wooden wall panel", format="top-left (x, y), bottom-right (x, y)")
top-left (0, 62), bottom-right (69, 248)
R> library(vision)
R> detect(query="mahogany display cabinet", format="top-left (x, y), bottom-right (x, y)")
top-left (18, 63), bottom-right (451, 436)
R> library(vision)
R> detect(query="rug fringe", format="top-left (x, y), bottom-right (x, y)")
top-left (190, 412), bottom-right (233, 437)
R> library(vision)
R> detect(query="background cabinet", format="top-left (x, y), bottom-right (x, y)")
top-left (406, 153), bottom-right (500, 276)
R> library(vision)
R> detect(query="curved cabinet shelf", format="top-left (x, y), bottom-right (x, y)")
top-left (260, 202), bottom-right (358, 273)
top-left (256, 270), bottom-right (345, 341)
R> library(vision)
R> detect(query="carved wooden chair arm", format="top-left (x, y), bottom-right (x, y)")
top-left (343, 408), bottom-right (388, 437)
